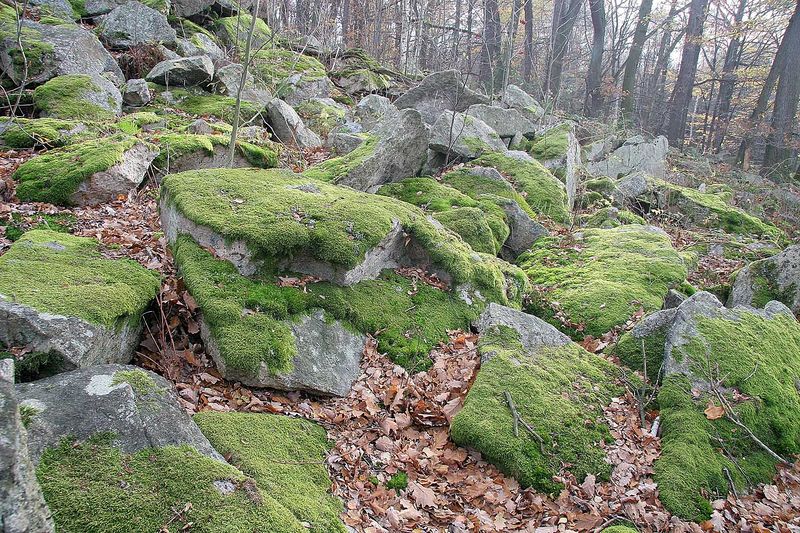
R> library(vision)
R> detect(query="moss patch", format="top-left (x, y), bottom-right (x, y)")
top-left (13, 134), bottom-right (144, 205)
top-left (149, 133), bottom-right (277, 169)
top-left (580, 207), bottom-right (645, 229)
top-left (0, 230), bottom-right (159, 327)
top-left (1, 211), bottom-right (76, 242)
top-left (529, 123), bottom-right (571, 161)
top-left (0, 118), bottom-right (97, 148)
top-left (303, 134), bottom-right (377, 182)
top-left (33, 75), bottom-right (115, 121)
top-left (655, 311), bottom-right (800, 521)
top-left (613, 326), bottom-right (667, 383)
top-left (250, 49), bottom-right (326, 98)
top-left (450, 325), bottom-right (621, 493)
top-left (194, 412), bottom-right (344, 533)
top-left (518, 225), bottom-right (687, 338)
top-left (148, 86), bottom-right (264, 123)
top-left (295, 99), bottom-right (346, 137)
top-left (36, 433), bottom-right (305, 533)
top-left (214, 14), bottom-right (272, 52)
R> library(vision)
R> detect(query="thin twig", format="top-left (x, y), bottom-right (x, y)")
top-left (504, 390), bottom-right (546, 453)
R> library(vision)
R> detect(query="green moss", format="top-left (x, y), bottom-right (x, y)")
top-left (529, 123), bottom-right (570, 161)
top-left (0, 118), bottom-right (93, 148)
top-left (739, 259), bottom-right (796, 309)
top-left (434, 207), bottom-right (507, 255)
top-left (468, 152), bottom-right (570, 222)
top-left (655, 310), bottom-right (800, 521)
top-left (250, 49), bottom-right (327, 98)
top-left (0, 230), bottom-right (160, 328)
top-left (148, 86), bottom-right (264, 123)
top-left (111, 369), bottom-right (159, 396)
top-left (13, 134), bottom-right (143, 205)
top-left (116, 112), bottom-right (162, 134)
top-left (581, 207), bottom-right (646, 229)
top-left (2, 349), bottom-right (65, 382)
top-left (518, 225), bottom-right (687, 338)
top-left (33, 75), bottom-right (115, 121)
top-left (584, 176), bottom-right (616, 196)
top-left (441, 168), bottom-right (536, 219)
top-left (215, 14), bottom-right (272, 52)
top-left (601, 527), bottom-right (638, 533)
top-left (173, 236), bottom-right (480, 371)
top-left (295, 99), bottom-right (346, 137)
top-left (613, 328), bottom-right (666, 383)
top-left (450, 325), bottom-right (621, 493)
top-left (36, 433), bottom-right (305, 533)
top-left (19, 403), bottom-right (41, 428)
top-left (139, 0), bottom-right (168, 14)
top-left (0, 13), bottom-right (55, 80)
top-left (377, 177), bottom-right (477, 212)
top-left (386, 471), bottom-right (408, 491)
top-left (194, 412), bottom-right (344, 533)
top-left (172, 17), bottom-right (214, 39)
top-left (1, 211), bottom-right (76, 242)
top-left (164, 168), bottom-right (526, 306)
top-left (303, 134), bottom-right (376, 182)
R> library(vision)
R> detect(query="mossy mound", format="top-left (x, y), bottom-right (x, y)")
top-left (450, 325), bottom-right (621, 493)
top-left (580, 207), bottom-right (645, 229)
top-left (12, 133), bottom-right (144, 205)
top-left (195, 412), bottom-right (345, 533)
top-left (655, 308), bottom-right (800, 521)
top-left (377, 177), bottom-right (510, 256)
top-left (250, 49), bottom-right (327, 97)
top-left (149, 132), bottom-right (278, 169)
top-left (0, 211), bottom-right (76, 242)
top-left (214, 14), bottom-right (272, 52)
top-left (0, 230), bottom-right (159, 327)
top-left (329, 49), bottom-right (393, 93)
top-left (36, 433), bottom-right (306, 533)
top-left (0, 117), bottom-right (98, 148)
top-left (518, 225), bottom-right (687, 338)
top-left (33, 75), bottom-right (116, 121)
top-left (147, 86), bottom-right (265, 123)
top-left (529, 123), bottom-right (571, 161)
top-left (462, 152), bottom-right (570, 222)
top-left (302, 134), bottom-right (377, 182)
top-left (295, 99), bottom-right (346, 137)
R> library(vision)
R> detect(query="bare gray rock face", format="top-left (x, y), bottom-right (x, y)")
top-left (332, 108), bottom-right (430, 192)
top-left (500, 84), bottom-right (545, 121)
top-left (429, 110), bottom-right (507, 160)
top-left (326, 132), bottom-right (364, 155)
top-left (281, 75), bottom-right (332, 107)
top-left (474, 303), bottom-right (571, 363)
top-left (15, 365), bottom-right (222, 465)
top-left (728, 245), bottom-right (800, 315)
top-left (0, 381), bottom-right (54, 533)
top-left (466, 104), bottom-right (535, 140)
top-left (28, 0), bottom-right (76, 19)
top-left (201, 311), bottom-right (365, 396)
top-left (212, 63), bottom-right (271, 102)
top-left (494, 197), bottom-right (549, 260)
top-left (171, 0), bottom-right (214, 17)
top-left (82, 0), bottom-right (134, 15)
top-left (97, 2), bottom-right (177, 49)
top-left (0, 20), bottom-right (123, 86)
top-left (145, 55), bottom-right (214, 87)
top-left (176, 34), bottom-right (225, 61)
top-left (588, 135), bottom-right (669, 179)
top-left (265, 98), bottom-right (322, 149)
top-left (355, 94), bottom-right (398, 132)
top-left (394, 70), bottom-right (490, 125)
top-left (69, 141), bottom-right (158, 205)
top-left (34, 74), bottom-right (122, 119)
top-left (122, 78), bottom-right (151, 106)
top-left (0, 299), bottom-right (147, 378)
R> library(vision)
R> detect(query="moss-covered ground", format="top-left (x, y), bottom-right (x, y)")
top-left (0, 230), bottom-right (159, 327)
top-left (12, 133), bottom-right (144, 205)
top-left (450, 325), bottom-right (621, 493)
top-left (655, 310), bottom-right (800, 521)
top-left (302, 134), bottom-right (377, 182)
top-left (36, 433), bottom-right (306, 533)
top-left (0, 117), bottom-right (100, 148)
top-left (0, 211), bottom-right (75, 241)
top-left (194, 412), bottom-right (345, 533)
top-left (147, 86), bottom-right (265, 123)
top-left (150, 132), bottom-right (278, 169)
top-left (517, 225), bottom-right (687, 338)
top-left (529, 123), bottom-right (571, 161)
top-left (250, 49), bottom-right (327, 98)
top-left (33, 75), bottom-right (116, 121)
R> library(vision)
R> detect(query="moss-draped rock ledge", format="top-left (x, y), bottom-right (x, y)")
top-left (517, 224), bottom-right (688, 338)
top-left (0, 231), bottom-right (159, 378)
top-left (450, 304), bottom-right (621, 493)
top-left (195, 412), bottom-right (345, 533)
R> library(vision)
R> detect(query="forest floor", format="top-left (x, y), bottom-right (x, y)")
top-left (2, 147), bottom-right (800, 532)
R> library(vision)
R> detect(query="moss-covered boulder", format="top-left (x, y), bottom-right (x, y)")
top-left (614, 174), bottom-right (782, 239)
top-left (13, 134), bottom-right (157, 206)
top-left (619, 292), bottom-right (800, 521)
top-left (0, 231), bottom-right (159, 378)
top-left (195, 412), bottom-right (345, 533)
top-left (303, 108), bottom-right (429, 192)
top-left (394, 69), bottom-right (489, 125)
top-left (451, 304), bottom-right (621, 492)
top-left (527, 122), bottom-right (580, 209)
top-left (328, 48), bottom-right (393, 94)
top-left (518, 225), bottom-right (688, 338)
top-left (0, 117), bottom-right (95, 148)
top-left (162, 168), bottom-right (529, 385)
top-left (728, 244), bottom-right (799, 314)
top-left (149, 132), bottom-right (278, 175)
top-left (295, 98), bottom-right (348, 137)
top-left (250, 49), bottom-right (330, 105)
top-left (33, 74), bottom-right (122, 121)
top-left (214, 13), bottom-right (272, 53)
top-left (146, 85), bottom-right (266, 123)
top-left (579, 206), bottom-right (645, 229)
top-left (429, 110), bottom-right (506, 160)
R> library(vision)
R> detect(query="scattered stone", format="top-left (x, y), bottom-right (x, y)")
top-left (0, 381), bottom-right (55, 533)
top-left (451, 304), bottom-right (620, 492)
top-left (122, 78), bottom-right (151, 106)
top-left (176, 33), bottom-right (225, 61)
top-left (394, 69), bottom-right (489, 125)
top-left (0, 359), bottom-right (13, 383)
top-left (29, 0), bottom-right (76, 19)
top-left (171, 0), bottom-right (215, 17)
top-left (265, 98), bottom-right (322, 149)
top-left (97, 1), bottom-right (177, 49)
top-left (295, 97), bottom-right (348, 137)
top-left (16, 364), bottom-right (221, 463)
top-left (500, 84), bottom-right (545, 122)
top-left (304, 108), bottom-right (429, 192)
top-left (326, 132), bottom-right (365, 155)
top-left (33, 74), bottom-right (122, 120)
top-left (429, 110), bottom-right (506, 160)
top-left (728, 244), bottom-right (800, 314)
top-left (466, 104), bottom-right (536, 140)
top-left (0, 20), bottom-right (123, 86)
top-left (0, 231), bottom-right (159, 379)
top-left (588, 135), bottom-right (669, 179)
top-left (212, 63), bottom-right (271, 102)
top-left (355, 94), bottom-right (398, 132)
top-left (187, 118), bottom-right (214, 135)
top-left (530, 122), bottom-right (580, 209)
top-left (145, 55), bottom-right (214, 87)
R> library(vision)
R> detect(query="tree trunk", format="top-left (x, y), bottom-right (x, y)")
top-left (710, 0), bottom-right (747, 153)
top-left (738, 0), bottom-right (800, 168)
top-left (660, 0), bottom-right (710, 147)
top-left (341, 0), bottom-right (351, 46)
top-left (620, 0), bottom-right (654, 125)
top-left (522, 0), bottom-right (533, 83)
top-left (583, 0), bottom-right (606, 117)
top-left (544, 0), bottom-right (584, 100)
top-left (479, 0), bottom-right (502, 92)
